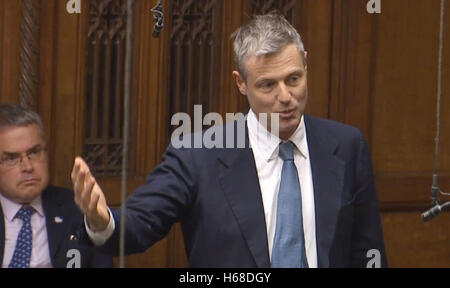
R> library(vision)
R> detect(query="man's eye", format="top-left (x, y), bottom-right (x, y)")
top-left (3, 155), bottom-right (19, 162)
top-left (259, 81), bottom-right (275, 90)
top-left (27, 148), bottom-right (42, 158)
top-left (288, 75), bottom-right (300, 85)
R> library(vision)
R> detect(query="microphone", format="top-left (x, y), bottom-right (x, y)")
top-left (151, 0), bottom-right (164, 38)
top-left (422, 204), bottom-right (442, 222)
top-left (422, 173), bottom-right (450, 221)
top-left (422, 174), bottom-right (442, 222)
top-left (422, 202), bottom-right (450, 222)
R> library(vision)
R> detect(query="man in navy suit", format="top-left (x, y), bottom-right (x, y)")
top-left (0, 103), bottom-right (113, 268)
top-left (72, 13), bottom-right (387, 268)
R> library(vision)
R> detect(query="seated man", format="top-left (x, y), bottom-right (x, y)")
top-left (0, 103), bottom-right (113, 268)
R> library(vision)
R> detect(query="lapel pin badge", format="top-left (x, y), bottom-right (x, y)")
top-left (54, 216), bottom-right (63, 223)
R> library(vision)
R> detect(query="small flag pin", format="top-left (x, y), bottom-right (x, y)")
top-left (54, 216), bottom-right (63, 223)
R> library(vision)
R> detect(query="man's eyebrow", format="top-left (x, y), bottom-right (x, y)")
top-left (287, 69), bottom-right (304, 75)
top-left (255, 78), bottom-right (274, 84)
top-left (27, 144), bottom-right (43, 151)
top-left (2, 144), bottom-right (42, 156)
top-left (2, 152), bottom-right (20, 157)
top-left (255, 68), bottom-right (305, 82)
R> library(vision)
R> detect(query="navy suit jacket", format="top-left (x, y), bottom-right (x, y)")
top-left (86, 115), bottom-right (387, 268)
top-left (0, 186), bottom-right (113, 268)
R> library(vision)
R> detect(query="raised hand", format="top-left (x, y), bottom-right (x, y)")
top-left (71, 157), bottom-right (110, 232)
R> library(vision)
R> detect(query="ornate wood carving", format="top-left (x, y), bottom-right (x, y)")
top-left (251, 0), bottom-right (304, 46)
top-left (19, 0), bottom-right (40, 110)
top-left (168, 0), bottom-right (222, 133)
top-left (252, 0), bottom-right (297, 18)
top-left (84, 0), bottom-right (130, 175)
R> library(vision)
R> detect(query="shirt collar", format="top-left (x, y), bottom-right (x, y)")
top-left (0, 193), bottom-right (44, 221)
top-left (247, 109), bottom-right (308, 162)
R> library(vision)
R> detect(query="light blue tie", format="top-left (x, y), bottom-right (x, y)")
top-left (271, 141), bottom-right (308, 268)
top-left (8, 206), bottom-right (35, 268)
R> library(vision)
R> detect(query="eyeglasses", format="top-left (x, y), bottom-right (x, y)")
top-left (0, 145), bottom-right (47, 168)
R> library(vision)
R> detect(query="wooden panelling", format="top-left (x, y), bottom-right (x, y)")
top-left (331, 0), bottom-right (450, 267)
top-left (131, 0), bottom-right (171, 177)
top-left (382, 212), bottom-right (450, 267)
top-left (0, 0), bottom-right (21, 104)
top-left (168, 0), bottom-right (223, 131)
top-left (301, 0), bottom-right (333, 119)
top-left (377, 173), bottom-right (450, 204)
top-left (18, 0), bottom-right (40, 109)
top-left (0, 0), bottom-right (2, 102)
top-left (47, 0), bottom-right (88, 187)
top-left (85, 2), bottom-right (113, 171)
top-left (84, 0), bottom-right (129, 176)
top-left (111, 0), bottom-right (177, 268)
top-left (217, 0), bottom-right (251, 116)
top-left (39, 0), bottom-right (57, 146)
top-left (370, 0), bottom-right (450, 205)
top-left (328, 0), bottom-right (376, 137)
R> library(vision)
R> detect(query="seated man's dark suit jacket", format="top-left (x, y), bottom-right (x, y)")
top-left (0, 186), bottom-right (113, 268)
top-left (82, 115), bottom-right (387, 268)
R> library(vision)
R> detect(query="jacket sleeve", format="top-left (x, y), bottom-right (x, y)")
top-left (84, 249), bottom-right (115, 268)
top-left (93, 144), bottom-right (196, 256)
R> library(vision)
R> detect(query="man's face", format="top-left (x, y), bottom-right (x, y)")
top-left (0, 124), bottom-right (49, 204)
top-left (233, 44), bottom-right (308, 140)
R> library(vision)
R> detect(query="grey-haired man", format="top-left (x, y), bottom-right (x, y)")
top-left (72, 13), bottom-right (387, 268)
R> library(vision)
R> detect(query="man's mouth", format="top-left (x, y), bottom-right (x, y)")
top-left (278, 109), bottom-right (296, 119)
top-left (19, 178), bottom-right (40, 185)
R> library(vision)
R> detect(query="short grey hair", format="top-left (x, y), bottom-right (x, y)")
top-left (0, 103), bottom-right (46, 139)
top-left (232, 12), bottom-right (305, 80)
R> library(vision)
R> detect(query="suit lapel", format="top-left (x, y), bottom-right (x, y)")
top-left (305, 115), bottom-right (345, 268)
top-left (0, 205), bottom-right (4, 267)
top-left (42, 187), bottom-right (68, 265)
top-left (217, 121), bottom-right (271, 268)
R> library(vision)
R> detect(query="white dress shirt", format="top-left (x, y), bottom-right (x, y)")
top-left (0, 193), bottom-right (52, 268)
top-left (247, 109), bottom-right (317, 267)
top-left (87, 110), bottom-right (318, 267)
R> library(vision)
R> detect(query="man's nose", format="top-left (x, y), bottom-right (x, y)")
top-left (20, 156), bottom-right (34, 172)
top-left (277, 83), bottom-right (291, 104)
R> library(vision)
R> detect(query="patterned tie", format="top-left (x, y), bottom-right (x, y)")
top-left (8, 206), bottom-right (35, 268)
top-left (271, 141), bottom-right (308, 268)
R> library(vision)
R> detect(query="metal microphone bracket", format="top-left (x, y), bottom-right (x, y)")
top-left (151, 0), bottom-right (164, 38)
top-left (422, 0), bottom-right (447, 222)
top-left (431, 173), bottom-right (440, 206)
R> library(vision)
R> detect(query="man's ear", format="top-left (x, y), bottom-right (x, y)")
top-left (232, 71), bottom-right (247, 95)
top-left (303, 51), bottom-right (308, 71)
